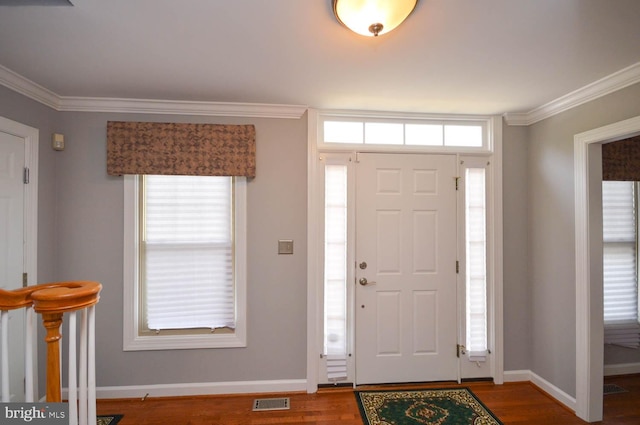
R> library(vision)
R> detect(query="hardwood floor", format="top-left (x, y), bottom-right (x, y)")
top-left (601, 374), bottom-right (640, 424)
top-left (96, 376), bottom-right (640, 425)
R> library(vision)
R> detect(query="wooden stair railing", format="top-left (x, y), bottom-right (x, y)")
top-left (0, 281), bottom-right (101, 425)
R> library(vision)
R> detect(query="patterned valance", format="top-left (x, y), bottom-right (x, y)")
top-left (107, 121), bottom-right (256, 177)
top-left (602, 136), bottom-right (640, 181)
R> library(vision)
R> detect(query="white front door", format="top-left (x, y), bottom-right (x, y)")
top-left (0, 129), bottom-right (26, 401)
top-left (355, 153), bottom-right (458, 384)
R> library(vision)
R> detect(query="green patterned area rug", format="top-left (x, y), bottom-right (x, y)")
top-left (355, 388), bottom-right (502, 425)
top-left (97, 414), bottom-right (123, 425)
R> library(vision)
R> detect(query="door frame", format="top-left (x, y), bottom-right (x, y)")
top-left (574, 114), bottom-right (640, 422)
top-left (0, 115), bottom-right (39, 399)
top-left (306, 110), bottom-right (503, 392)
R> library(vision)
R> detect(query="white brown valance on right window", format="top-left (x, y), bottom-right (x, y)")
top-left (602, 136), bottom-right (640, 181)
top-left (106, 121), bottom-right (256, 177)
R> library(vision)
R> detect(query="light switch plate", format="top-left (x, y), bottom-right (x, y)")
top-left (278, 239), bottom-right (293, 255)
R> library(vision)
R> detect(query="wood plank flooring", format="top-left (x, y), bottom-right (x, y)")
top-left (96, 375), bottom-right (640, 425)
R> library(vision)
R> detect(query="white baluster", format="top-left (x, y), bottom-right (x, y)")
top-left (1, 310), bottom-right (9, 402)
top-left (79, 309), bottom-right (88, 425)
top-left (68, 312), bottom-right (78, 425)
top-left (25, 306), bottom-right (35, 402)
top-left (88, 305), bottom-right (96, 425)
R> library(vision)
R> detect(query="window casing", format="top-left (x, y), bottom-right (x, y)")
top-left (123, 175), bottom-right (247, 351)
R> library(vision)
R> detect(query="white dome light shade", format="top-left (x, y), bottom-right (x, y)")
top-left (333, 0), bottom-right (418, 37)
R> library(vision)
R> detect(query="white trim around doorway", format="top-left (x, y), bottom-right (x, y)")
top-left (306, 110), bottom-right (503, 392)
top-left (574, 115), bottom-right (640, 422)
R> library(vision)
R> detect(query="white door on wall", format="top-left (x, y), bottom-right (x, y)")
top-left (355, 153), bottom-right (458, 384)
top-left (0, 129), bottom-right (26, 401)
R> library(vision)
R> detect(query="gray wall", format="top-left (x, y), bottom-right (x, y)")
top-left (527, 82), bottom-right (640, 397)
top-left (53, 112), bottom-right (308, 387)
top-left (502, 122), bottom-right (531, 371)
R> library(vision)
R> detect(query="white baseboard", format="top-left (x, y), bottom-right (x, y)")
top-left (62, 379), bottom-right (307, 400)
top-left (529, 372), bottom-right (577, 411)
top-left (604, 362), bottom-right (640, 376)
top-left (502, 369), bottom-right (531, 382)
top-left (504, 370), bottom-right (576, 412)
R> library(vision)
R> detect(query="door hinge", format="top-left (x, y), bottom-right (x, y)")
top-left (455, 177), bottom-right (459, 190)
top-left (23, 167), bottom-right (29, 184)
top-left (23, 272), bottom-right (28, 287)
top-left (456, 260), bottom-right (459, 274)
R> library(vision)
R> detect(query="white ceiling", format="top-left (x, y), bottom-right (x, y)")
top-left (1, 0), bottom-right (639, 116)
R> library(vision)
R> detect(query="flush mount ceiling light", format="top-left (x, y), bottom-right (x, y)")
top-left (332, 0), bottom-right (418, 37)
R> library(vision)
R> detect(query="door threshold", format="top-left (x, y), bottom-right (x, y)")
top-left (461, 377), bottom-right (493, 383)
top-left (318, 382), bottom-right (354, 390)
top-left (355, 380), bottom-right (459, 389)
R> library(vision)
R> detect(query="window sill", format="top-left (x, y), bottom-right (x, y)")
top-left (123, 331), bottom-right (246, 351)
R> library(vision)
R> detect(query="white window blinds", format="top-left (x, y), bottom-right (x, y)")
top-left (602, 181), bottom-right (639, 348)
top-left (323, 164), bottom-right (348, 381)
top-left (465, 167), bottom-right (488, 359)
top-left (142, 175), bottom-right (235, 331)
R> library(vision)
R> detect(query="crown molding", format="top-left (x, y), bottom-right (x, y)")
top-left (3, 61), bottom-right (639, 124)
top-left (0, 64), bottom-right (306, 119)
top-left (504, 61), bottom-right (640, 126)
top-left (0, 64), bottom-right (60, 110)
top-left (57, 96), bottom-right (307, 119)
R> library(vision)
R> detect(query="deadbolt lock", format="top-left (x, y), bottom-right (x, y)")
top-left (359, 261), bottom-right (367, 270)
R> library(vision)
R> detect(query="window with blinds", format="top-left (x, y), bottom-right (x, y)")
top-left (465, 167), bottom-right (488, 359)
top-left (141, 175), bottom-right (235, 331)
top-left (123, 174), bottom-right (246, 351)
top-left (602, 180), bottom-right (640, 348)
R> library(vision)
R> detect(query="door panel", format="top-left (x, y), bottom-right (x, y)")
top-left (376, 291), bottom-right (401, 355)
top-left (355, 153), bottom-right (458, 384)
top-left (413, 290), bottom-right (437, 353)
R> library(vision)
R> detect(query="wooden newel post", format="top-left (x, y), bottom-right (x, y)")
top-left (30, 281), bottom-right (102, 406)
top-left (42, 312), bottom-right (64, 402)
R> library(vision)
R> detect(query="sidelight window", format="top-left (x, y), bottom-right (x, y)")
top-left (464, 167), bottom-right (488, 358)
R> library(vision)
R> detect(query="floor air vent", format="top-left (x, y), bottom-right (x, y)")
top-left (603, 384), bottom-right (627, 395)
top-left (252, 397), bottom-right (290, 411)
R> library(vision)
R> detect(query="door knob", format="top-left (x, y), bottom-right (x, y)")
top-left (359, 278), bottom-right (376, 286)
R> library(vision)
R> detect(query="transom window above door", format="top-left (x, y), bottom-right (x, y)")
top-left (318, 112), bottom-right (491, 152)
